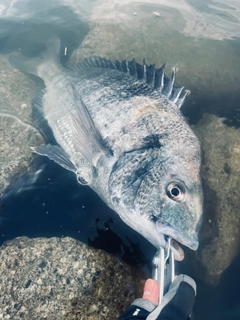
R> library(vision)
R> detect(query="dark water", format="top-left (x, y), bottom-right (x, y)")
top-left (0, 1), bottom-right (240, 319)
top-left (0, 157), bottom-right (155, 265)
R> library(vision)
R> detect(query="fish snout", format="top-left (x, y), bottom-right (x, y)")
top-left (155, 220), bottom-right (199, 261)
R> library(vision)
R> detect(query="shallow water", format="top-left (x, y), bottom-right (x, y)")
top-left (0, 0), bottom-right (240, 319)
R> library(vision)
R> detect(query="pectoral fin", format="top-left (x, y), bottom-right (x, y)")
top-left (32, 144), bottom-right (76, 173)
top-left (69, 83), bottom-right (113, 166)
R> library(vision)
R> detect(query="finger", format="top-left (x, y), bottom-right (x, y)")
top-left (147, 275), bottom-right (196, 319)
top-left (142, 278), bottom-right (159, 305)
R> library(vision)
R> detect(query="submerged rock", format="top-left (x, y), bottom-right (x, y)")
top-left (191, 114), bottom-right (240, 284)
top-left (0, 55), bottom-right (43, 195)
top-left (69, 5), bottom-right (240, 123)
top-left (0, 236), bottom-right (144, 320)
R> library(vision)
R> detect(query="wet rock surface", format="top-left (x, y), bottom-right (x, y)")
top-left (0, 236), bottom-right (144, 320)
top-left (0, 55), bottom-right (43, 195)
top-left (69, 5), bottom-right (240, 123)
top-left (190, 113), bottom-right (240, 285)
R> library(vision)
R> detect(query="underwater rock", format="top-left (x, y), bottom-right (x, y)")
top-left (191, 113), bottom-right (240, 285)
top-left (69, 6), bottom-right (240, 122)
top-left (0, 236), bottom-right (144, 320)
top-left (0, 55), bottom-right (43, 195)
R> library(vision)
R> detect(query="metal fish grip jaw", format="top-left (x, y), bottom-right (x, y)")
top-left (152, 238), bottom-right (175, 304)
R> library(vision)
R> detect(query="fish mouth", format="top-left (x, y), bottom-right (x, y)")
top-left (156, 221), bottom-right (199, 261)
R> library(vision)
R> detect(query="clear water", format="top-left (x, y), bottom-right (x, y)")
top-left (0, 1), bottom-right (240, 319)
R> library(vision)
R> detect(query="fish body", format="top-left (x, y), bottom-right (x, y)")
top-left (9, 39), bottom-right (203, 260)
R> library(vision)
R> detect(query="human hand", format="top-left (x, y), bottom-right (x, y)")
top-left (118, 275), bottom-right (196, 320)
top-left (143, 275), bottom-right (196, 319)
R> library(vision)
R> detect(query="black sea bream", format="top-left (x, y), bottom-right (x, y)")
top-left (9, 38), bottom-right (203, 260)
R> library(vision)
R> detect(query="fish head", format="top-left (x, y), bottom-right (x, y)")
top-left (109, 132), bottom-right (203, 261)
top-left (148, 170), bottom-right (203, 260)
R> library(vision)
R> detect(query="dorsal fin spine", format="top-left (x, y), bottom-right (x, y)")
top-left (126, 61), bottom-right (130, 73)
top-left (171, 86), bottom-right (184, 104)
top-left (168, 69), bottom-right (176, 98)
top-left (152, 66), bottom-right (155, 86)
top-left (79, 56), bottom-right (188, 108)
top-left (159, 64), bottom-right (165, 93)
top-left (143, 59), bottom-right (147, 82)
top-left (176, 90), bottom-right (190, 108)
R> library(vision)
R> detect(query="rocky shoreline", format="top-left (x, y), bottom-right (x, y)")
top-left (0, 236), bottom-right (144, 320)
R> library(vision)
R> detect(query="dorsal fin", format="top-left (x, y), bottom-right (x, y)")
top-left (78, 56), bottom-right (188, 108)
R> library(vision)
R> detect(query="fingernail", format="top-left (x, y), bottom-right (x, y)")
top-left (143, 279), bottom-right (159, 305)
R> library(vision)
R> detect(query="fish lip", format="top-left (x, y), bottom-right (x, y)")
top-left (155, 232), bottom-right (185, 261)
top-left (156, 220), bottom-right (199, 258)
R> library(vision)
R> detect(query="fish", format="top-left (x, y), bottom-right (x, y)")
top-left (9, 38), bottom-right (203, 261)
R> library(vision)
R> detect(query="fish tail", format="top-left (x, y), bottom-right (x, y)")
top-left (8, 36), bottom-right (60, 76)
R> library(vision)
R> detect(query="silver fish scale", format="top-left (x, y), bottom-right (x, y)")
top-left (75, 68), bottom-right (184, 151)
top-left (108, 147), bottom-right (167, 211)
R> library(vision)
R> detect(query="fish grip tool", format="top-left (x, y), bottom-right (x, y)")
top-left (152, 238), bottom-right (175, 304)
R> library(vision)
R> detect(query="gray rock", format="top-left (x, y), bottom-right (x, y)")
top-left (190, 114), bottom-right (240, 284)
top-left (0, 236), bottom-right (144, 320)
top-left (0, 55), bottom-right (43, 194)
top-left (69, 6), bottom-right (240, 117)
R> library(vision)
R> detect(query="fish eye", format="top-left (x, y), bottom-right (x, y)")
top-left (77, 172), bottom-right (90, 185)
top-left (77, 176), bottom-right (88, 185)
top-left (166, 182), bottom-right (185, 201)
